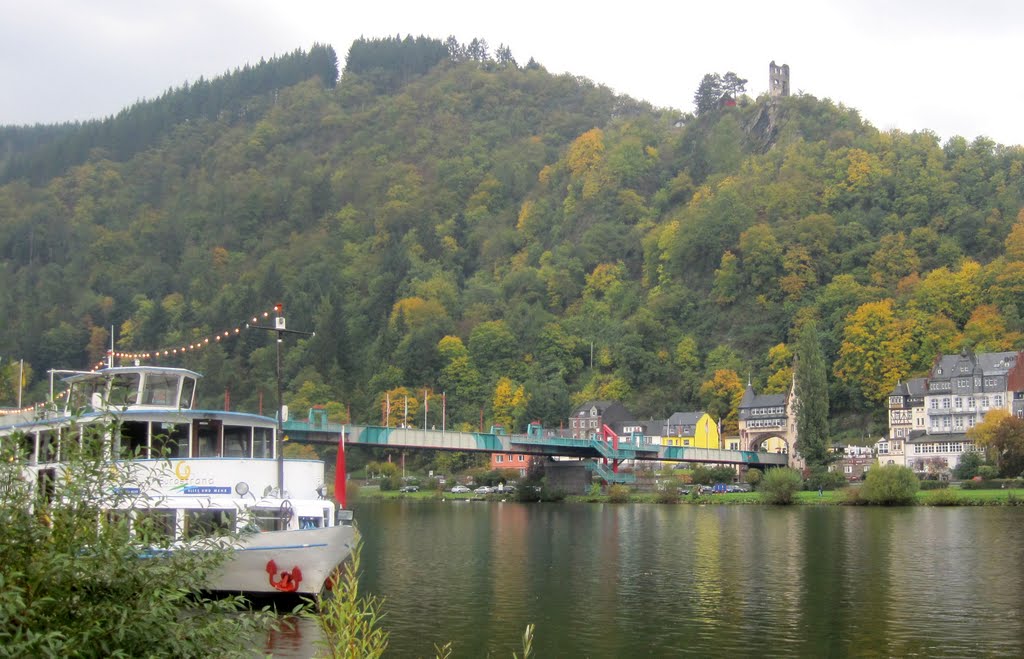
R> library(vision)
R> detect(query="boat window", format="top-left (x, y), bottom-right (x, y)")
top-left (253, 427), bottom-right (273, 458)
top-left (58, 427), bottom-right (77, 462)
top-left (118, 421), bottom-right (149, 458)
top-left (223, 425), bottom-right (252, 458)
top-left (108, 373), bottom-right (141, 407)
top-left (298, 516), bottom-right (322, 529)
top-left (183, 509), bottom-right (236, 539)
top-left (136, 509), bottom-right (177, 542)
top-left (250, 508), bottom-right (289, 532)
top-left (192, 420), bottom-right (222, 457)
top-left (141, 374), bottom-right (179, 406)
top-left (37, 468), bottom-right (56, 503)
top-left (179, 378), bottom-right (196, 410)
top-left (103, 510), bottom-right (132, 537)
top-left (152, 423), bottom-right (188, 458)
top-left (21, 432), bottom-right (36, 463)
top-left (68, 379), bottom-right (104, 412)
top-left (38, 431), bottom-right (57, 463)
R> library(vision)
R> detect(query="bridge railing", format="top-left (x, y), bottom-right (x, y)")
top-left (585, 460), bottom-right (636, 484)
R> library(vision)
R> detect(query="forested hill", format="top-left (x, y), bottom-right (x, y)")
top-left (2, 36), bottom-right (1024, 440)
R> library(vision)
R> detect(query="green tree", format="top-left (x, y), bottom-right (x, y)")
top-left (794, 320), bottom-right (831, 468)
top-left (721, 71), bottom-right (748, 98)
top-left (952, 451), bottom-right (984, 480)
top-left (693, 73), bottom-right (723, 115)
top-left (859, 464), bottom-right (919, 505)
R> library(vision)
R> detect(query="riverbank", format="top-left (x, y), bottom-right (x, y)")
top-left (353, 484), bottom-right (1024, 506)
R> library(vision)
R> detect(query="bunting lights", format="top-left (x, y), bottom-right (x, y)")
top-left (91, 305), bottom-right (281, 370)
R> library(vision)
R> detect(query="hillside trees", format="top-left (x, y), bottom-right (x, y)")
top-left (3, 41), bottom-right (1024, 435)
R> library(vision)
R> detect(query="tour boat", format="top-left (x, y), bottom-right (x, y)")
top-left (0, 364), bottom-right (355, 599)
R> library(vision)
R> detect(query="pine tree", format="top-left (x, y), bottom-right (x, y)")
top-left (794, 320), bottom-right (831, 467)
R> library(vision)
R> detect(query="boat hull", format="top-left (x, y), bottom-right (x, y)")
top-left (207, 524), bottom-right (357, 598)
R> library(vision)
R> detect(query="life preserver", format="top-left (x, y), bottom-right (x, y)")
top-left (266, 559), bottom-right (303, 593)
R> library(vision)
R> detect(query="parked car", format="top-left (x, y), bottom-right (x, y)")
top-left (677, 487), bottom-right (692, 495)
top-left (500, 484), bottom-right (517, 494)
top-left (474, 486), bottom-right (494, 495)
top-left (398, 485), bottom-right (419, 493)
top-left (450, 485), bottom-right (470, 493)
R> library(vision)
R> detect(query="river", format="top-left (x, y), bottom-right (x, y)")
top-left (266, 500), bottom-right (1024, 658)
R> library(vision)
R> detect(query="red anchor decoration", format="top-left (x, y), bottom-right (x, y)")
top-left (266, 559), bottom-right (303, 593)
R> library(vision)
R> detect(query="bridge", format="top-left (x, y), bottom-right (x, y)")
top-left (283, 411), bottom-right (788, 485)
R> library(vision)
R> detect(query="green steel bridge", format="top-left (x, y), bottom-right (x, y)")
top-left (283, 410), bottom-right (788, 484)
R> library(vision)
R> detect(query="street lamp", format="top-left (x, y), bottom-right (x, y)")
top-left (248, 303), bottom-right (314, 496)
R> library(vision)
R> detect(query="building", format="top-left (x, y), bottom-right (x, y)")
top-left (876, 377), bottom-right (926, 466)
top-left (769, 61), bottom-right (790, 97)
top-left (568, 401), bottom-right (633, 439)
top-left (882, 349), bottom-right (1024, 475)
top-left (490, 452), bottom-right (531, 477)
top-left (660, 411), bottom-right (721, 449)
top-left (833, 455), bottom-right (874, 481)
top-left (738, 378), bottom-right (801, 468)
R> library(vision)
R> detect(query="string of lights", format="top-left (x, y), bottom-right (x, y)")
top-left (90, 305), bottom-right (281, 370)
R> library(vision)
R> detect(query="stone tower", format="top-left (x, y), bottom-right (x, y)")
top-left (769, 61), bottom-right (790, 97)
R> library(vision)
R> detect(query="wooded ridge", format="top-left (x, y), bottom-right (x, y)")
top-left (2, 36), bottom-right (1023, 441)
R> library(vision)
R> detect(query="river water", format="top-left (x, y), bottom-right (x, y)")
top-left (268, 500), bottom-right (1024, 658)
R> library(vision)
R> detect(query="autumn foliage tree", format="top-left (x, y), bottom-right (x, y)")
top-left (834, 300), bottom-right (917, 403)
top-left (968, 409), bottom-right (1024, 478)
top-left (699, 369), bottom-right (743, 431)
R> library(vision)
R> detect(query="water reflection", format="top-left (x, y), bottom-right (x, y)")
top-left (328, 502), bottom-right (1024, 658)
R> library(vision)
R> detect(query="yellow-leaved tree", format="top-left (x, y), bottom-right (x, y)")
top-left (491, 377), bottom-right (527, 433)
top-left (834, 299), bottom-right (916, 403)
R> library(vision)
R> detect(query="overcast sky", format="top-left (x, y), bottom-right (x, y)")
top-left (3, 1), bottom-right (1022, 146)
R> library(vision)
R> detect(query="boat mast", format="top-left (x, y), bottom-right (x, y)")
top-left (250, 304), bottom-right (314, 497)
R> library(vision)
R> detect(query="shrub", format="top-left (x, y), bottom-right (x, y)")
top-left (919, 480), bottom-right (949, 490)
top-left (759, 467), bottom-right (803, 505)
top-left (310, 540), bottom-right (389, 658)
top-left (654, 489), bottom-right (680, 504)
top-left (538, 485), bottom-right (566, 502)
top-left (607, 484), bottom-right (631, 503)
top-left (0, 423), bottom-right (275, 657)
top-left (924, 489), bottom-right (962, 506)
top-left (859, 465), bottom-right (919, 505)
top-left (379, 475), bottom-right (399, 491)
top-left (960, 478), bottom-right (1024, 490)
top-left (977, 465), bottom-right (999, 480)
top-left (952, 451), bottom-right (984, 480)
top-left (744, 468), bottom-right (763, 490)
top-left (805, 467), bottom-right (847, 491)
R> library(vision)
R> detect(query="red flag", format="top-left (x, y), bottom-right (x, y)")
top-left (335, 430), bottom-right (347, 508)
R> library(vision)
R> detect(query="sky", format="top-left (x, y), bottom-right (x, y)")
top-left (3, 0), bottom-right (1023, 146)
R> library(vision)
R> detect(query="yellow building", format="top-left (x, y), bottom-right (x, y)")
top-left (660, 412), bottom-right (721, 449)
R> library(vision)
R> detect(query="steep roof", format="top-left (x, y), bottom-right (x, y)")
top-left (931, 350), bottom-right (1018, 379)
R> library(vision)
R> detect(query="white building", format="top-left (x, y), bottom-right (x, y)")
top-left (880, 350), bottom-right (1024, 475)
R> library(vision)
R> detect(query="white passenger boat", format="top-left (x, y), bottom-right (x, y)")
top-left (0, 364), bottom-right (355, 599)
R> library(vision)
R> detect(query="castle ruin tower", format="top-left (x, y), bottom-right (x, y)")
top-left (769, 61), bottom-right (790, 97)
